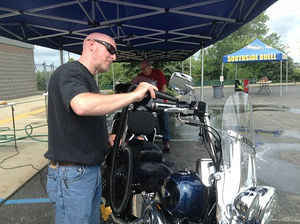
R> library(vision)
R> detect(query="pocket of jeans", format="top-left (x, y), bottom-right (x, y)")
top-left (62, 166), bottom-right (86, 184)
top-left (46, 168), bottom-right (58, 204)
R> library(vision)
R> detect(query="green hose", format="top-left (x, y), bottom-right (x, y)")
top-left (0, 124), bottom-right (48, 143)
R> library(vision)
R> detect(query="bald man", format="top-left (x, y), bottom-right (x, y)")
top-left (44, 33), bottom-right (157, 224)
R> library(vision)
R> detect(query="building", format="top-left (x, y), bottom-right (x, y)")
top-left (0, 36), bottom-right (37, 100)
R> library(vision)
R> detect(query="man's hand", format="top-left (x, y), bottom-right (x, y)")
top-left (108, 134), bottom-right (116, 148)
top-left (133, 82), bottom-right (158, 102)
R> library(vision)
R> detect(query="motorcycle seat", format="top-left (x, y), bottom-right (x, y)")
top-left (128, 138), bottom-right (163, 163)
top-left (132, 161), bottom-right (173, 192)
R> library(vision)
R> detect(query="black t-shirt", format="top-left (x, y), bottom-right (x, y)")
top-left (44, 61), bottom-right (109, 165)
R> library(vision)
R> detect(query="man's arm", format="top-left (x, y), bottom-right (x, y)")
top-left (160, 84), bottom-right (167, 93)
top-left (70, 82), bottom-right (157, 116)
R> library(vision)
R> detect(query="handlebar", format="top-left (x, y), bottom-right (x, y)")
top-left (115, 83), bottom-right (206, 123)
top-left (115, 83), bottom-right (179, 102)
top-left (151, 102), bottom-right (177, 110)
top-left (152, 101), bottom-right (202, 120)
top-left (151, 102), bottom-right (189, 114)
top-left (154, 91), bottom-right (178, 102)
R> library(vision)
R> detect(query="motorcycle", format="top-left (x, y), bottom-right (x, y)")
top-left (101, 72), bottom-right (277, 224)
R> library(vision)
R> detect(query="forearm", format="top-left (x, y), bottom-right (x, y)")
top-left (70, 82), bottom-right (157, 116)
top-left (70, 92), bottom-right (138, 116)
top-left (160, 84), bottom-right (167, 93)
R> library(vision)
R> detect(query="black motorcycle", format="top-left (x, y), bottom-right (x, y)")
top-left (101, 72), bottom-right (277, 224)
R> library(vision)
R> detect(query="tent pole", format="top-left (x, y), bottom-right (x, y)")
top-left (43, 62), bottom-right (48, 92)
top-left (112, 63), bottom-right (115, 90)
top-left (59, 49), bottom-right (63, 65)
top-left (201, 46), bottom-right (204, 101)
top-left (189, 56), bottom-right (192, 101)
top-left (221, 63), bottom-right (224, 76)
top-left (286, 60), bottom-right (288, 92)
top-left (280, 60), bottom-right (282, 97)
top-left (59, 38), bottom-right (63, 65)
top-left (190, 56), bottom-right (192, 76)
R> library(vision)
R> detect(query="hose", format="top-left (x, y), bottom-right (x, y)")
top-left (0, 124), bottom-right (48, 144)
top-left (109, 85), bottom-right (137, 215)
top-left (109, 106), bottom-right (133, 215)
top-left (109, 146), bottom-right (133, 215)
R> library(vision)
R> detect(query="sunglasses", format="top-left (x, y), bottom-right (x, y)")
top-left (87, 39), bottom-right (117, 55)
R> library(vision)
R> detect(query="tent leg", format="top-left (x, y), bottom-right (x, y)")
top-left (280, 60), bottom-right (282, 97)
top-left (201, 47), bottom-right (204, 101)
top-left (286, 60), bottom-right (288, 92)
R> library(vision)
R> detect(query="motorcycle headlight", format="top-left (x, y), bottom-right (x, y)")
top-left (252, 186), bottom-right (277, 224)
top-left (232, 186), bottom-right (277, 223)
top-left (233, 190), bottom-right (260, 221)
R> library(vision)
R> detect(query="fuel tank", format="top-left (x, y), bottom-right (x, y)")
top-left (160, 170), bottom-right (207, 218)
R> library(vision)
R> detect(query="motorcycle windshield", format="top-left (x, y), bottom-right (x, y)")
top-left (221, 92), bottom-right (256, 195)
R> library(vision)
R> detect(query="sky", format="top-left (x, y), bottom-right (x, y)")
top-left (33, 0), bottom-right (300, 69)
top-left (265, 0), bottom-right (300, 62)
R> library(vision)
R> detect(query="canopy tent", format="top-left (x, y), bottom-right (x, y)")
top-left (0, 1), bottom-right (277, 62)
top-left (0, 0), bottom-right (277, 100)
top-left (222, 38), bottom-right (288, 96)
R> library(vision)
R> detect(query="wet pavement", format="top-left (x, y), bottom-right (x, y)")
top-left (184, 84), bottom-right (300, 224)
top-left (0, 83), bottom-right (300, 223)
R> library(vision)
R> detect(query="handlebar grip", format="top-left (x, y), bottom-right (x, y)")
top-left (155, 91), bottom-right (178, 102)
top-left (115, 83), bottom-right (178, 102)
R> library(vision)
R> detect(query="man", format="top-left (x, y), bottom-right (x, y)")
top-left (132, 60), bottom-right (171, 153)
top-left (44, 33), bottom-right (157, 224)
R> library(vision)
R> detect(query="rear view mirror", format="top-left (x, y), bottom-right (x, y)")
top-left (169, 72), bottom-right (194, 95)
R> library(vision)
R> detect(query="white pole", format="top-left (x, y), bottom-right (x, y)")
top-left (43, 62), bottom-right (48, 92)
top-left (59, 46), bottom-right (63, 65)
top-left (280, 60), bottom-right (282, 97)
top-left (286, 60), bottom-right (288, 92)
top-left (189, 56), bottom-right (192, 76)
top-left (201, 47), bottom-right (204, 101)
top-left (221, 63), bottom-right (224, 76)
top-left (112, 63), bottom-right (115, 90)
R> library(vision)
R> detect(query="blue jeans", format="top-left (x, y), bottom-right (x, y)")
top-left (46, 163), bottom-right (102, 224)
top-left (157, 111), bottom-right (170, 145)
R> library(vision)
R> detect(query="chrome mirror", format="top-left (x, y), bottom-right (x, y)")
top-left (169, 72), bottom-right (194, 95)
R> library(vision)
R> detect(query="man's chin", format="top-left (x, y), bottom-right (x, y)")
top-left (99, 66), bottom-right (110, 73)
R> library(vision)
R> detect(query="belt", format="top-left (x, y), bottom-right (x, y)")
top-left (49, 160), bottom-right (82, 169)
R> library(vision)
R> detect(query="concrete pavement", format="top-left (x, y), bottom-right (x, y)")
top-left (0, 94), bottom-right (48, 202)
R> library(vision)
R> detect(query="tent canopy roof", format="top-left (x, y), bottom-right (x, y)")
top-left (223, 38), bottom-right (287, 63)
top-left (0, 0), bottom-right (276, 62)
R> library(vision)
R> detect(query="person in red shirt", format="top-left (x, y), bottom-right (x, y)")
top-left (133, 60), bottom-right (171, 152)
